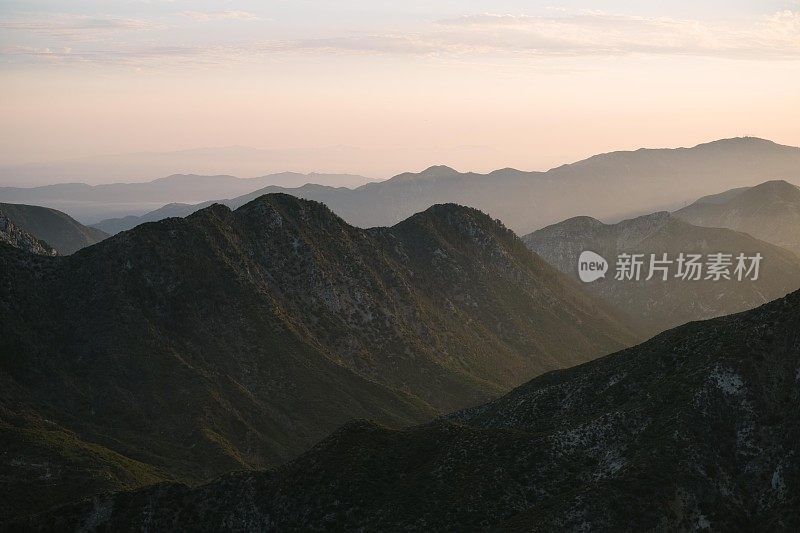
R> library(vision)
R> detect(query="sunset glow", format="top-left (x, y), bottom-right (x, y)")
top-left (1, 1), bottom-right (799, 179)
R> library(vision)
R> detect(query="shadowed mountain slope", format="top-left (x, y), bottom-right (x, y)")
top-left (675, 180), bottom-right (800, 256)
top-left (524, 211), bottom-right (800, 336)
top-left (24, 289), bottom-right (800, 531)
top-left (0, 203), bottom-right (107, 254)
top-left (0, 194), bottom-right (636, 519)
top-left (0, 209), bottom-right (57, 256)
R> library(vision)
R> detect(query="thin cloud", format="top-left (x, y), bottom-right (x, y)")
top-left (232, 9), bottom-right (800, 60)
top-left (0, 13), bottom-right (165, 40)
top-left (1, 44), bottom-right (247, 67)
top-left (429, 10), bottom-right (800, 59)
top-left (182, 11), bottom-right (262, 22)
top-left (262, 10), bottom-right (800, 59)
top-left (2, 9), bottom-right (798, 66)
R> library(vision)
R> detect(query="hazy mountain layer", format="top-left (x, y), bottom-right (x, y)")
top-left (675, 180), bottom-right (800, 256)
top-left (0, 172), bottom-right (375, 224)
top-left (0, 145), bottom-right (381, 188)
top-left (524, 211), bottom-right (800, 336)
top-left (0, 194), bottom-right (635, 519)
top-left (0, 203), bottom-right (107, 255)
top-left (21, 288), bottom-right (800, 531)
top-left (93, 137), bottom-right (800, 236)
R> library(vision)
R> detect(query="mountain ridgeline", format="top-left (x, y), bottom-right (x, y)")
top-left (0, 194), bottom-right (637, 519)
top-left (23, 285), bottom-right (800, 531)
top-left (675, 180), bottom-right (800, 256)
top-left (524, 211), bottom-right (800, 336)
top-left (0, 172), bottom-right (376, 224)
top-left (93, 137), bottom-right (800, 236)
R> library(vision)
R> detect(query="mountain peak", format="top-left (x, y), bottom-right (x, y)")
top-left (551, 215), bottom-right (605, 229)
top-left (233, 193), bottom-right (344, 229)
top-left (421, 165), bottom-right (458, 175)
top-left (625, 210), bottom-right (672, 224)
top-left (746, 179), bottom-right (800, 196)
top-left (675, 179), bottom-right (800, 255)
top-left (389, 165), bottom-right (461, 183)
top-left (396, 203), bottom-right (507, 235)
top-left (693, 136), bottom-right (781, 150)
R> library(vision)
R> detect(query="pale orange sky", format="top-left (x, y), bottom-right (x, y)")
top-left (1, 1), bottom-right (799, 178)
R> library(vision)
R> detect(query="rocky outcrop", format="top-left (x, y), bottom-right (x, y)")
top-left (0, 203), bottom-right (106, 254)
top-left (0, 210), bottom-right (57, 256)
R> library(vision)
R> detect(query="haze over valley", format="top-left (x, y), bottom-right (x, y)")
top-left (4, 137), bottom-right (794, 235)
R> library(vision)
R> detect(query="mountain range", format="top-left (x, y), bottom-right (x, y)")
top-left (91, 138), bottom-right (800, 236)
top-left (20, 284), bottom-right (800, 531)
top-left (675, 180), bottom-right (800, 256)
top-left (524, 210), bottom-right (800, 336)
top-left (0, 203), bottom-right (107, 255)
top-left (0, 172), bottom-right (376, 224)
top-left (0, 146), bottom-right (388, 187)
top-left (0, 194), bottom-right (636, 520)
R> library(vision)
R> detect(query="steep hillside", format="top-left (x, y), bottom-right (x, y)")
top-left (0, 210), bottom-right (57, 256)
top-left (27, 289), bottom-right (800, 531)
top-left (93, 137), bottom-right (800, 235)
top-left (675, 180), bottom-right (800, 256)
top-left (0, 203), bottom-right (107, 254)
top-left (0, 194), bottom-right (636, 519)
top-left (524, 212), bottom-right (800, 336)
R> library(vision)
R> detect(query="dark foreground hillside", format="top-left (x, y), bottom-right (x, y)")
top-left (0, 194), bottom-right (635, 519)
top-left (21, 289), bottom-right (800, 531)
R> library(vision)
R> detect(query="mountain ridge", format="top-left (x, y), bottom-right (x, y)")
top-left (0, 172), bottom-right (377, 224)
top-left (675, 180), bottom-right (800, 255)
top-left (0, 194), bottom-right (637, 519)
top-left (524, 210), bottom-right (800, 335)
top-left (89, 137), bottom-right (800, 236)
top-left (20, 287), bottom-right (800, 530)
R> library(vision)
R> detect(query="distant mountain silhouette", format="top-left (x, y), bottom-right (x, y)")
top-left (0, 146), bottom-right (384, 186)
top-left (91, 137), bottom-right (800, 236)
top-left (0, 172), bottom-right (376, 224)
top-left (675, 180), bottom-right (800, 256)
top-left (24, 288), bottom-right (800, 530)
top-left (0, 195), bottom-right (636, 519)
top-left (0, 203), bottom-right (107, 254)
top-left (524, 211), bottom-right (800, 336)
